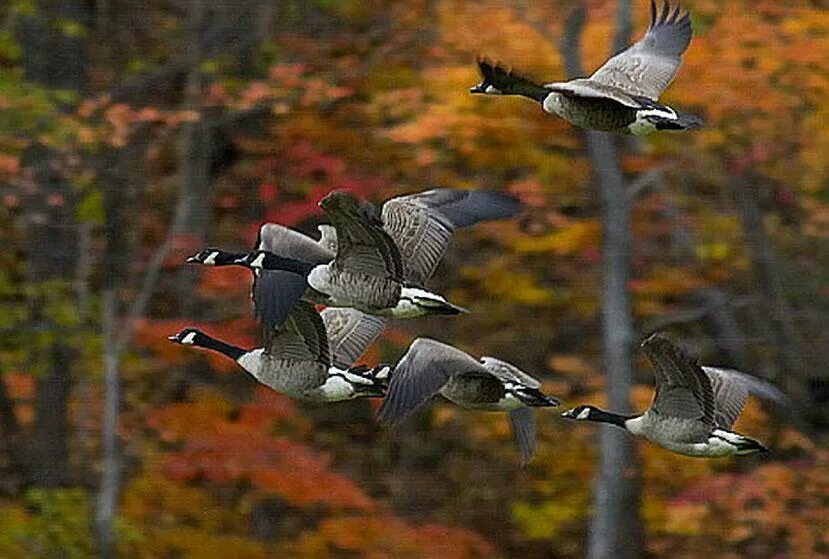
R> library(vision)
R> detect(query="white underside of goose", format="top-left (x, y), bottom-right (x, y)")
top-left (388, 286), bottom-right (455, 318)
top-left (625, 415), bottom-right (753, 457)
top-left (626, 106), bottom-right (678, 135)
top-left (441, 388), bottom-right (525, 412)
top-left (318, 369), bottom-right (366, 401)
top-left (653, 430), bottom-right (753, 458)
top-left (308, 264), bottom-right (456, 318)
top-left (236, 348), bottom-right (266, 377)
top-left (236, 351), bottom-right (373, 402)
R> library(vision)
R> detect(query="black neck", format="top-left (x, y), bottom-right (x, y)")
top-left (587, 408), bottom-right (636, 429)
top-left (259, 253), bottom-right (316, 276)
top-left (194, 332), bottom-right (247, 361)
top-left (212, 250), bottom-right (248, 266)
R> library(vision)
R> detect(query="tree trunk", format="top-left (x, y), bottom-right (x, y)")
top-left (14, 0), bottom-right (92, 494)
top-left (731, 172), bottom-right (815, 416)
top-left (562, 4), bottom-right (641, 558)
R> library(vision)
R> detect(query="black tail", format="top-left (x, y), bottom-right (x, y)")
top-left (430, 300), bottom-right (469, 315)
top-left (735, 437), bottom-right (769, 455)
top-left (654, 112), bottom-right (703, 130)
top-left (352, 383), bottom-right (386, 398)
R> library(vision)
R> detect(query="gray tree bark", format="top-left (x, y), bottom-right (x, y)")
top-left (561, 4), bottom-right (642, 558)
top-left (731, 172), bottom-right (815, 412)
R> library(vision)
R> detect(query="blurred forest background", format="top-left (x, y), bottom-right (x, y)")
top-left (0, 0), bottom-right (827, 557)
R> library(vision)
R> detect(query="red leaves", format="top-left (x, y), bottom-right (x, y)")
top-left (148, 388), bottom-right (374, 511)
top-left (251, 142), bottom-right (391, 226)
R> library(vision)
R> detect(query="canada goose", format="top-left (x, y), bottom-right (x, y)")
top-left (377, 338), bottom-right (560, 463)
top-left (167, 302), bottom-right (390, 402)
top-left (561, 333), bottom-right (787, 457)
top-left (470, 1), bottom-right (701, 135)
top-left (237, 188), bottom-right (521, 319)
top-left (187, 223), bottom-right (335, 327)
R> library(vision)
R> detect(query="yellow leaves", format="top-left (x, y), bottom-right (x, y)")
top-left (511, 220), bottom-right (600, 256)
top-left (136, 528), bottom-right (269, 559)
top-left (461, 258), bottom-right (554, 305)
top-left (659, 502), bottom-right (708, 536)
top-left (512, 497), bottom-right (587, 540)
top-left (0, 489), bottom-right (95, 558)
top-left (631, 264), bottom-right (706, 317)
top-left (437, 0), bottom-right (561, 71)
top-left (547, 354), bottom-right (596, 377)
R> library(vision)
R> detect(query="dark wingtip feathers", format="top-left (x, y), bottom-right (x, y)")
top-left (649, 1), bottom-right (691, 32)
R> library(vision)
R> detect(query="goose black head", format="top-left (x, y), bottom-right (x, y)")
top-left (561, 405), bottom-right (600, 421)
top-left (469, 78), bottom-right (502, 95)
top-left (186, 248), bottom-right (234, 266)
top-left (168, 328), bottom-right (206, 345)
top-left (470, 58), bottom-right (504, 94)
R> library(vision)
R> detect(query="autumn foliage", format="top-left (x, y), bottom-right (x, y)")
top-left (0, 0), bottom-right (827, 558)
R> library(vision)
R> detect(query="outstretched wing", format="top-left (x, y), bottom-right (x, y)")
top-left (479, 356), bottom-right (541, 389)
top-left (640, 333), bottom-right (715, 425)
top-left (377, 338), bottom-right (489, 424)
top-left (509, 407), bottom-right (538, 465)
top-left (702, 366), bottom-right (788, 429)
top-left (252, 224), bottom-right (333, 328)
top-left (588, 1), bottom-right (692, 101)
top-left (263, 301), bottom-right (330, 367)
top-left (319, 191), bottom-right (404, 282)
top-left (543, 78), bottom-right (645, 108)
top-left (381, 188), bottom-right (521, 285)
top-left (257, 223), bottom-right (335, 263)
top-left (321, 307), bottom-right (387, 369)
top-left (252, 270), bottom-right (308, 328)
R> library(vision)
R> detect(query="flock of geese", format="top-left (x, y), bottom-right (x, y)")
top-left (169, 2), bottom-right (787, 463)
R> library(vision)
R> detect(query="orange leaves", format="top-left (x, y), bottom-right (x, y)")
top-left (287, 514), bottom-right (494, 558)
top-left (660, 448), bottom-right (829, 557)
top-left (147, 391), bottom-right (234, 443)
top-left (2, 372), bottom-right (34, 425)
top-left (162, 427), bottom-right (374, 511)
top-left (148, 387), bottom-right (370, 512)
top-left (197, 266), bottom-right (251, 298)
top-left (0, 154), bottom-right (20, 179)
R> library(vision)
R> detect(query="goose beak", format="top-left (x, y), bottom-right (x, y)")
top-left (469, 83), bottom-right (486, 94)
top-left (167, 335), bottom-right (179, 342)
top-left (185, 255), bottom-right (199, 263)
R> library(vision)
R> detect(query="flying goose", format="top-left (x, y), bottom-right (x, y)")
top-left (187, 223), bottom-right (336, 328)
top-left (167, 302), bottom-right (391, 402)
top-left (561, 333), bottom-right (787, 457)
top-left (377, 338), bottom-right (560, 463)
top-left (236, 188), bottom-right (521, 320)
top-left (470, 1), bottom-right (702, 135)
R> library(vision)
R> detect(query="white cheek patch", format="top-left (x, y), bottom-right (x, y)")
top-left (485, 85), bottom-right (502, 94)
top-left (181, 332), bottom-right (196, 345)
top-left (203, 252), bottom-right (219, 265)
top-left (576, 408), bottom-right (591, 420)
top-left (250, 253), bottom-right (266, 268)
